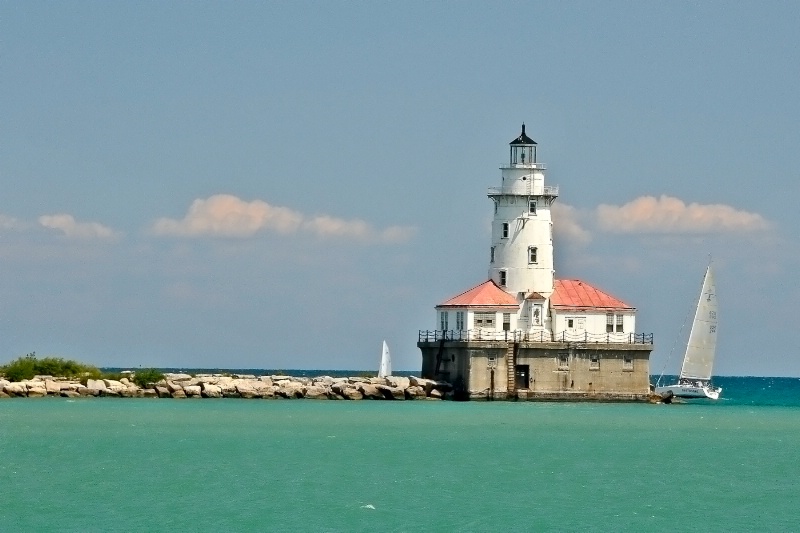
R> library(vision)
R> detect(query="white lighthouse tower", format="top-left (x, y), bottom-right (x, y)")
top-left (488, 124), bottom-right (558, 331)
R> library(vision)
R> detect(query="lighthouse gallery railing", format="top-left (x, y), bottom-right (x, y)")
top-left (418, 329), bottom-right (654, 344)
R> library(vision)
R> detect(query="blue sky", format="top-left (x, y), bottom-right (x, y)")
top-left (2, 1), bottom-right (799, 375)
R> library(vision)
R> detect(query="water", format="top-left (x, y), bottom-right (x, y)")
top-left (2, 377), bottom-right (800, 531)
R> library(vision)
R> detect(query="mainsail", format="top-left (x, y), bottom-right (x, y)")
top-left (680, 266), bottom-right (718, 381)
top-left (378, 340), bottom-right (392, 378)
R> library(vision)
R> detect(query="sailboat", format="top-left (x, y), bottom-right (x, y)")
top-left (656, 265), bottom-right (722, 400)
top-left (378, 340), bottom-right (392, 378)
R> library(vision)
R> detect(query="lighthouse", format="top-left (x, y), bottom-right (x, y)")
top-left (488, 124), bottom-right (558, 332)
top-left (417, 125), bottom-right (654, 401)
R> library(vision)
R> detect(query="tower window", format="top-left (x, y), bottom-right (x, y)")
top-left (490, 246), bottom-right (495, 263)
top-left (529, 200), bottom-right (537, 215)
top-left (440, 311), bottom-right (448, 331)
top-left (502, 223), bottom-right (509, 239)
top-left (499, 270), bottom-right (507, 286)
top-left (528, 246), bottom-right (537, 264)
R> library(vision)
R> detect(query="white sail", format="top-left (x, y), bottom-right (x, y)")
top-left (679, 265), bottom-right (718, 381)
top-left (378, 340), bottom-right (392, 378)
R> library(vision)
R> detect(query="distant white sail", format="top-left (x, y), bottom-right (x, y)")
top-left (680, 265), bottom-right (718, 381)
top-left (378, 340), bottom-right (392, 378)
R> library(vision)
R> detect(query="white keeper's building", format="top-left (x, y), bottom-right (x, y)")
top-left (418, 125), bottom-right (654, 400)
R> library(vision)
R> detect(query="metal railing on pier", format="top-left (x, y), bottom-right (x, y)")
top-left (418, 329), bottom-right (654, 345)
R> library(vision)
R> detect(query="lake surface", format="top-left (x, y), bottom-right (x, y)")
top-left (2, 376), bottom-right (799, 531)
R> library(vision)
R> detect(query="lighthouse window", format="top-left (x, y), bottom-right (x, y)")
top-left (557, 354), bottom-right (569, 370)
top-left (440, 311), bottom-right (448, 331)
top-left (499, 270), bottom-right (507, 287)
top-left (490, 246), bottom-right (495, 263)
top-left (623, 357), bottom-right (634, 371)
top-left (502, 223), bottom-right (509, 239)
top-left (528, 246), bottom-right (538, 264)
top-left (456, 311), bottom-right (464, 330)
top-left (590, 355), bottom-right (600, 370)
top-left (529, 200), bottom-right (537, 215)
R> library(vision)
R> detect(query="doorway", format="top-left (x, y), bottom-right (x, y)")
top-left (515, 364), bottom-right (529, 390)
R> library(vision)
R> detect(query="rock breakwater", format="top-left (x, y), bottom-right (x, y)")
top-left (0, 374), bottom-right (454, 400)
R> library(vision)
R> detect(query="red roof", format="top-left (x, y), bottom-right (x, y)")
top-left (437, 280), bottom-right (519, 308)
top-left (551, 279), bottom-right (634, 311)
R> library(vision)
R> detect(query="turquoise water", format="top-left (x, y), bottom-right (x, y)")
top-left (2, 378), bottom-right (800, 531)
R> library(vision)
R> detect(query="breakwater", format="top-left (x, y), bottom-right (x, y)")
top-left (0, 373), bottom-right (453, 400)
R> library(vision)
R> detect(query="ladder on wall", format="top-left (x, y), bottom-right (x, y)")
top-left (506, 341), bottom-right (517, 397)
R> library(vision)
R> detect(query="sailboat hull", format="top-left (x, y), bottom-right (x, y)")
top-left (655, 384), bottom-right (721, 400)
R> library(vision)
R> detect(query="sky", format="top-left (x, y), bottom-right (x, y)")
top-left (2, 1), bottom-right (799, 375)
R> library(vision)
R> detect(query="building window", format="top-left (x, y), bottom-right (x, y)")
top-left (567, 318), bottom-right (574, 329)
top-left (623, 357), bottom-right (633, 371)
top-left (532, 304), bottom-right (542, 326)
top-left (499, 270), bottom-right (507, 286)
top-left (502, 313), bottom-right (511, 331)
top-left (528, 246), bottom-right (537, 264)
top-left (490, 246), bottom-right (495, 263)
top-left (590, 355), bottom-right (600, 370)
top-left (529, 200), bottom-right (537, 215)
top-left (502, 222), bottom-right (509, 238)
top-left (558, 353), bottom-right (569, 370)
top-left (607, 314), bottom-right (624, 333)
top-left (475, 312), bottom-right (495, 329)
top-left (440, 311), bottom-right (448, 331)
top-left (456, 311), bottom-right (464, 330)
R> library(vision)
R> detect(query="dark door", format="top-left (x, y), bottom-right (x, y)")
top-left (515, 365), bottom-right (529, 390)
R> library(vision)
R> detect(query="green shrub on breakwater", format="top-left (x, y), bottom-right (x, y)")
top-left (1, 352), bottom-right (102, 382)
top-left (131, 368), bottom-right (165, 388)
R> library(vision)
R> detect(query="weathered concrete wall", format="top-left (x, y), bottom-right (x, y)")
top-left (419, 340), bottom-right (653, 401)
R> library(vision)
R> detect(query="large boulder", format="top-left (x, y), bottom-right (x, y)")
top-left (236, 385), bottom-right (259, 399)
top-left (60, 390), bottom-right (81, 398)
top-left (276, 381), bottom-right (305, 399)
top-left (4, 383), bottom-right (28, 397)
top-left (357, 383), bottom-right (383, 400)
top-left (171, 389), bottom-right (187, 399)
top-left (166, 381), bottom-right (184, 393)
top-left (405, 386), bottom-right (427, 399)
top-left (87, 379), bottom-right (107, 391)
top-left (304, 386), bottom-right (329, 399)
top-left (26, 383), bottom-right (48, 397)
top-left (376, 385), bottom-right (405, 400)
top-left (155, 386), bottom-right (171, 398)
top-left (183, 385), bottom-right (202, 397)
top-left (386, 376), bottom-right (411, 390)
top-left (201, 384), bottom-right (222, 398)
top-left (341, 387), bottom-right (363, 400)
top-left (45, 380), bottom-right (64, 393)
top-left (142, 389), bottom-right (158, 398)
top-left (258, 376), bottom-right (273, 387)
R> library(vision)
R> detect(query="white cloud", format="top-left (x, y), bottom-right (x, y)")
top-left (0, 214), bottom-right (26, 231)
top-left (151, 194), bottom-right (416, 243)
top-left (552, 203), bottom-right (591, 245)
top-left (38, 214), bottom-right (119, 240)
top-left (596, 195), bottom-right (770, 234)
